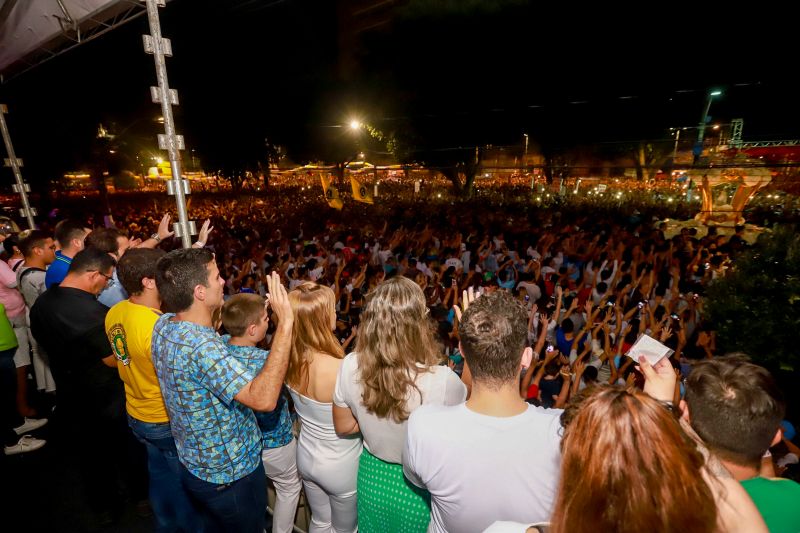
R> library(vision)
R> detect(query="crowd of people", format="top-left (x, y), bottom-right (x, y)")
top-left (1, 191), bottom-right (799, 532)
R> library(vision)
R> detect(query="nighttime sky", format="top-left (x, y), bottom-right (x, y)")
top-left (1, 0), bottom-right (798, 184)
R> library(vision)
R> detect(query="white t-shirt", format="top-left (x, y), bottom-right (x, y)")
top-left (516, 281), bottom-right (542, 302)
top-left (333, 353), bottom-right (466, 463)
top-left (404, 403), bottom-right (562, 533)
top-left (445, 257), bottom-right (464, 271)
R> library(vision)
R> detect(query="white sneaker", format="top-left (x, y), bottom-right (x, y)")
top-left (13, 417), bottom-right (48, 435)
top-left (4, 435), bottom-right (46, 456)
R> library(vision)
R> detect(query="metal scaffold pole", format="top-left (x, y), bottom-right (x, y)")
top-left (142, 0), bottom-right (194, 248)
top-left (0, 104), bottom-right (37, 229)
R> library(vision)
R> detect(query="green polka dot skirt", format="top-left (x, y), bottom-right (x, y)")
top-left (357, 447), bottom-right (431, 532)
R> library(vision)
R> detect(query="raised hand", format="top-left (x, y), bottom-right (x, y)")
top-left (157, 213), bottom-right (175, 241)
top-left (266, 271), bottom-right (293, 328)
top-left (197, 219), bottom-right (214, 245)
top-left (453, 286), bottom-right (480, 322)
top-left (639, 356), bottom-right (677, 403)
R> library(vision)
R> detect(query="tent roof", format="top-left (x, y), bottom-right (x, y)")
top-left (0, 0), bottom-right (152, 80)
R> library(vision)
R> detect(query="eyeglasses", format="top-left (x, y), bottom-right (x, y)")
top-left (93, 271), bottom-right (114, 285)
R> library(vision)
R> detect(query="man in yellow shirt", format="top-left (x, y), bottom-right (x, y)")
top-left (105, 248), bottom-right (199, 532)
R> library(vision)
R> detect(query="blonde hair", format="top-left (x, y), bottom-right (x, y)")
top-left (355, 276), bottom-right (442, 422)
top-left (286, 282), bottom-right (344, 393)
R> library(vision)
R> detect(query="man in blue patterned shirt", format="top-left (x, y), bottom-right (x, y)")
top-left (222, 293), bottom-right (301, 533)
top-left (152, 249), bottom-right (294, 533)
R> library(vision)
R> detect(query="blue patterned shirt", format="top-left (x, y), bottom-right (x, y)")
top-left (151, 314), bottom-right (261, 484)
top-left (224, 337), bottom-right (294, 450)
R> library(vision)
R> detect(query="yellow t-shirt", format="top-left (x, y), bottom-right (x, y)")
top-left (105, 300), bottom-right (168, 423)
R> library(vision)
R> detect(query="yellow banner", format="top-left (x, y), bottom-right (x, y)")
top-left (320, 174), bottom-right (343, 210)
top-left (350, 176), bottom-right (374, 204)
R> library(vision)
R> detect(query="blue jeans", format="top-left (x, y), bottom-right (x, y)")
top-left (127, 415), bottom-right (202, 533)
top-left (179, 461), bottom-right (267, 533)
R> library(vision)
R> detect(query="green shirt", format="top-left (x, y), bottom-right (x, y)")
top-left (0, 303), bottom-right (19, 352)
top-left (742, 476), bottom-right (800, 533)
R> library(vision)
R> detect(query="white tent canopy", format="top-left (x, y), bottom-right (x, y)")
top-left (0, 0), bottom-right (150, 80)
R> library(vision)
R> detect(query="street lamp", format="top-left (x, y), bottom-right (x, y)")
top-left (670, 127), bottom-right (688, 164)
top-left (693, 90), bottom-right (722, 164)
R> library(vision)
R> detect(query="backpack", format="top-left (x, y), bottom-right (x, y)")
top-left (19, 266), bottom-right (46, 286)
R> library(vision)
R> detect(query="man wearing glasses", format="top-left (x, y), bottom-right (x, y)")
top-left (30, 247), bottom-right (147, 527)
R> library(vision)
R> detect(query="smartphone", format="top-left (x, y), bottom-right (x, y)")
top-left (606, 301), bottom-right (614, 307)
top-left (546, 344), bottom-right (555, 353)
top-left (637, 301), bottom-right (645, 309)
top-left (524, 295), bottom-right (530, 302)
top-left (670, 313), bottom-right (680, 321)
top-left (692, 294), bottom-right (700, 301)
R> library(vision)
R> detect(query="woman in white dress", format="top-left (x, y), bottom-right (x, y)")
top-left (286, 282), bottom-right (361, 533)
top-left (332, 276), bottom-right (467, 532)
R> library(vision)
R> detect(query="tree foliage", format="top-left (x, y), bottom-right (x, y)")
top-left (705, 226), bottom-right (800, 370)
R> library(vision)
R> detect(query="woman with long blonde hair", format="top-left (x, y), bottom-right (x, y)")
top-left (333, 276), bottom-right (466, 532)
top-left (285, 282), bottom-right (361, 533)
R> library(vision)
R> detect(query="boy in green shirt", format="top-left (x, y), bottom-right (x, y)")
top-left (682, 356), bottom-right (800, 532)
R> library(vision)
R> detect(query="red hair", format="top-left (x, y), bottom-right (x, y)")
top-left (551, 386), bottom-right (716, 533)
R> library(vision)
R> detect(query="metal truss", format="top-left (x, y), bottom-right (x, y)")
top-left (738, 140), bottom-right (800, 148)
top-left (1, 1), bottom-right (148, 82)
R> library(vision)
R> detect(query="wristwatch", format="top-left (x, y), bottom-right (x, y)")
top-left (151, 233), bottom-right (162, 242)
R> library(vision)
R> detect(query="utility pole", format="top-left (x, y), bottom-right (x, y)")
top-left (142, 0), bottom-right (195, 248)
top-left (693, 90), bottom-right (722, 165)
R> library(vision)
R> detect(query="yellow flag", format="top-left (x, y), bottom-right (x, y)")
top-left (350, 175), bottom-right (374, 204)
top-left (320, 174), bottom-right (343, 210)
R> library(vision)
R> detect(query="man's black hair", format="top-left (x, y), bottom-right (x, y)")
top-left (68, 247), bottom-right (116, 275)
top-left (156, 248), bottom-right (215, 313)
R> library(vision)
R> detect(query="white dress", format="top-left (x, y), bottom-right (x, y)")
top-left (288, 386), bottom-right (361, 533)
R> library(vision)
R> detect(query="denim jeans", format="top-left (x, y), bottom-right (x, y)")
top-left (179, 460), bottom-right (267, 533)
top-left (127, 415), bottom-right (202, 533)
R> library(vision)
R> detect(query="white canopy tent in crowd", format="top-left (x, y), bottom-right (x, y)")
top-left (0, 0), bottom-right (196, 247)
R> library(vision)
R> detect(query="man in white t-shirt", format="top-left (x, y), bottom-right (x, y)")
top-left (403, 291), bottom-right (562, 533)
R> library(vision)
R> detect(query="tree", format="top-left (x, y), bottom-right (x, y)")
top-left (628, 140), bottom-right (672, 181)
top-left (415, 146), bottom-right (481, 197)
top-left (261, 138), bottom-right (283, 189)
top-left (704, 226), bottom-right (800, 370)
